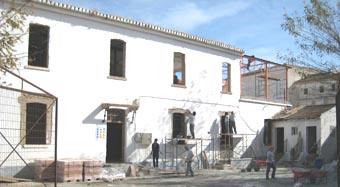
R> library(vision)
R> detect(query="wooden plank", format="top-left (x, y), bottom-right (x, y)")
top-left (0, 177), bottom-right (32, 183)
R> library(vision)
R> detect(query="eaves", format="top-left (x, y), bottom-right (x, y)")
top-left (24, 0), bottom-right (245, 56)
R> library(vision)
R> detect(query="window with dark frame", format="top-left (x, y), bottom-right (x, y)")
top-left (26, 103), bottom-right (47, 145)
top-left (319, 86), bottom-right (324, 93)
top-left (173, 52), bottom-right (185, 85)
top-left (332, 84), bottom-right (336, 91)
top-left (222, 62), bottom-right (231, 92)
top-left (110, 39), bottom-right (126, 77)
top-left (28, 24), bottom-right (50, 68)
top-left (303, 88), bottom-right (308, 95)
top-left (291, 127), bottom-right (298, 135)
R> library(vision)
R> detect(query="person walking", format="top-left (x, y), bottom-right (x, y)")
top-left (188, 111), bottom-right (196, 139)
top-left (266, 145), bottom-right (276, 179)
top-left (229, 111), bottom-right (237, 134)
top-left (151, 138), bottom-right (160, 168)
top-left (185, 146), bottom-right (194, 177)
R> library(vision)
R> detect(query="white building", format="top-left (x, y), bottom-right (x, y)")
top-left (0, 0), bottom-right (289, 178)
top-left (267, 104), bottom-right (336, 163)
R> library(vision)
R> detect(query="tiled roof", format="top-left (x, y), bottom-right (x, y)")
top-left (272, 104), bottom-right (335, 120)
top-left (293, 72), bottom-right (338, 84)
top-left (30, 0), bottom-right (244, 54)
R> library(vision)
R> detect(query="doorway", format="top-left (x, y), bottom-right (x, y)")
top-left (307, 126), bottom-right (317, 154)
top-left (276, 127), bottom-right (284, 153)
top-left (172, 113), bottom-right (186, 138)
top-left (106, 123), bottom-right (123, 162)
top-left (106, 109), bottom-right (125, 163)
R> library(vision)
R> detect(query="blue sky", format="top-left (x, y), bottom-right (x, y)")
top-left (55, 0), bottom-right (304, 63)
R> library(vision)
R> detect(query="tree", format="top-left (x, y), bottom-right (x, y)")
top-left (0, 1), bottom-right (28, 69)
top-left (280, 0), bottom-right (340, 72)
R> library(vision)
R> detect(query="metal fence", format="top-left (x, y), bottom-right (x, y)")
top-left (336, 89), bottom-right (340, 186)
top-left (0, 68), bottom-right (57, 186)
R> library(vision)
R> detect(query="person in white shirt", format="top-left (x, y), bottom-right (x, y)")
top-left (266, 145), bottom-right (276, 179)
top-left (185, 146), bottom-right (194, 177)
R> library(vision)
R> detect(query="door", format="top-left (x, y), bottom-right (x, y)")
top-left (276, 127), bottom-right (284, 153)
top-left (307, 126), bottom-right (317, 154)
top-left (106, 122), bottom-right (123, 162)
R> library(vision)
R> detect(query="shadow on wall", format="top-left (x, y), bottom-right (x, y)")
top-left (209, 119), bottom-right (219, 140)
top-left (82, 105), bottom-right (105, 124)
top-left (320, 128), bottom-right (337, 163)
top-left (241, 128), bottom-right (267, 160)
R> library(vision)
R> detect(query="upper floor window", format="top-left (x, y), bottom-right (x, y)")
top-left (110, 39), bottom-right (126, 77)
top-left (303, 88), bottom-right (308, 95)
top-left (319, 86), bottom-right (324, 93)
top-left (28, 24), bottom-right (50, 68)
top-left (173, 52), bottom-right (185, 85)
top-left (331, 83), bottom-right (336, 91)
top-left (26, 103), bottom-right (47, 144)
top-left (222, 62), bottom-right (231, 93)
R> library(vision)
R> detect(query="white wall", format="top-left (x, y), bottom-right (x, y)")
top-left (1, 1), bottom-right (291, 165)
top-left (271, 107), bottom-right (336, 162)
top-left (7, 3), bottom-right (245, 162)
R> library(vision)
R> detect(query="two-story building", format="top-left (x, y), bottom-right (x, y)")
top-left (0, 0), bottom-right (289, 178)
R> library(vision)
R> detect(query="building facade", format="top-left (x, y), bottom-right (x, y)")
top-left (0, 0), bottom-right (290, 178)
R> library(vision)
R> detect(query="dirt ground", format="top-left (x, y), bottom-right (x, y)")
top-left (0, 167), bottom-right (337, 187)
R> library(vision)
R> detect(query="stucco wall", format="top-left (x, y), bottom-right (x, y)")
top-left (271, 107), bottom-right (336, 162)
top-left (6, 3), bottom-right (243, 162)
top-left (0, 1), bottom-right (291, 166)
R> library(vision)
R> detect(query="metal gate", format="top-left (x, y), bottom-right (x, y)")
top-left (0, 68), bottom-right (57, 186)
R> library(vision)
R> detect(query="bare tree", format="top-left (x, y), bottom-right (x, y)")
top-left (0, 1), bottom-right (28, 69)
top-left (280, 0), bottom-right (340, 72)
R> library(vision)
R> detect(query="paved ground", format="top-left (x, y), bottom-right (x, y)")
top-left (1, 167), bottom-right (337, 187)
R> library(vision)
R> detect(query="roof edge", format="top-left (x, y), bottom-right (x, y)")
top-left (26, 0), bottom-right (244, 55)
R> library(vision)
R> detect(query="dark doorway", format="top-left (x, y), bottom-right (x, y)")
top-left (106, 122), bottom-right (123, 163)
top-left (220, 114), bottom-right (233, 149)
top-left (307, 126), bottom-right (317, 154)
top-left (172, 113), bottom-right (186, 138)
top-left (276, 127), bottom-right (284, 153)
top-left (106, 109), bottom-right (125, 163)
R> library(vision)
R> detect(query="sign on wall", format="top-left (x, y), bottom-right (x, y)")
top-left (96, 126), bottom-right (106, 140)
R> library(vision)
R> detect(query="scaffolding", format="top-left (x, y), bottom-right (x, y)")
top-left (163, 137), bottom-right (214, 171)
top-left (241, 55), bottom-right (290, 103)
top-left (218, 133), bottom-right (257, 162)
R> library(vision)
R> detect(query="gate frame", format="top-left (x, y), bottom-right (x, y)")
top-left (0, 67), bottom-right (58, 186)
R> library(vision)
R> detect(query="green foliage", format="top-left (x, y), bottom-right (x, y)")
top-left (0, 3), bottom-right (27, 69)
top-left (280, 0), bottom-right (340, 72)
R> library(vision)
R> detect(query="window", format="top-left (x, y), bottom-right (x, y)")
top-left (110, 39), bottom-right (126, 77)
top-left (173, 52), bottom-right (185, 85)
top-left (331, 84), bottom-right (336, 91)
top-left (26, 103), bottom-right (47, 144)
top-left (28, 24), bottom-right (50, 68)
top-left (291, 127), bottom-right (298, 135)
top-left (319, 86), bottom-right (324, 93)
top-left (19, 93), bottom-right (54, 146)
top-left (222, 62), bottom-right (231, 92)
top-left (303, 88), bottom-right (308, 95)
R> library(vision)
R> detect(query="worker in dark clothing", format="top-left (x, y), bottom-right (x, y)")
top-left (229, 111), bottom-right (237, 134)
top-left (151, 138), bottom-right (160, 167)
